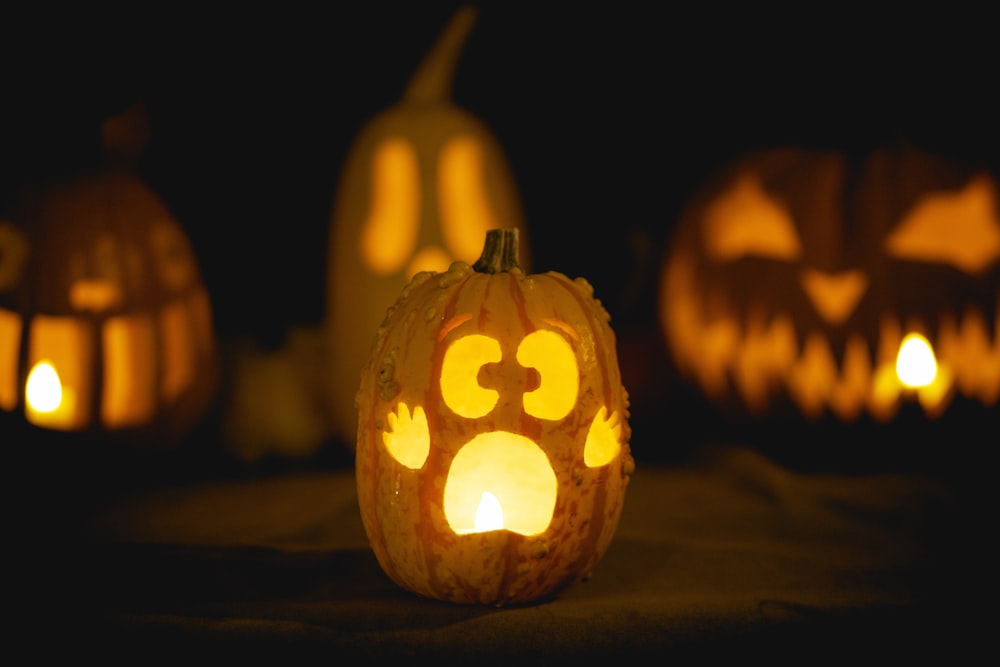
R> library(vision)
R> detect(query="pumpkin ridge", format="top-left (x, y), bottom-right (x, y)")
top-left (543, 272), bottom-right (621, 422)
top-left (418, 266), bottom-right (479, 597)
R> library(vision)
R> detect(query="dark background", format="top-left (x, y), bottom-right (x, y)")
top-left (2, 3), bottom-right (998, 473)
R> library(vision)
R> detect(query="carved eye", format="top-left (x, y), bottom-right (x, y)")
top-left (518, 329), bottom-right (579, 420)
top-left (885, 176), bottom-right (1000, 274)
top-left (438, 135), bottom-right (496, 262)
top-left (440, 333), bottom-right (501, 419)
top-left (360, 138), bottom-right (420, 276)
top-left (702, 175), bottom-right (802, 262)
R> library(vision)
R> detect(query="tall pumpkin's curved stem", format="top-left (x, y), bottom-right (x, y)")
top-left (401, 5), bottom-right (478, 106)
top-left (473, 228), bottom-right (521, 274)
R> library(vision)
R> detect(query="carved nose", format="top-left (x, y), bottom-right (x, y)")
top-left (478, 361), bottom-right (540, 394)
top-left (800, 269), bottom-right (869, 324)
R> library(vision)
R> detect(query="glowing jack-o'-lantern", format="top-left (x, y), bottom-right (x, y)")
top-left (659, 145), bottom-right (1000, 423)
top-left (356, 229), bottom-right (632, 606)
top-left (327, 7), bottom-right (530, 446)
top-left (0, 107), bottom-right (218, 443)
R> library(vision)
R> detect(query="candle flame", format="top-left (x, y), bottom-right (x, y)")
top-left (26, 361), bottom-right (63, 413)
top-left (896, 333), bottom-right (938, 388)
top-left (474, 491), bottom-right (504, 532)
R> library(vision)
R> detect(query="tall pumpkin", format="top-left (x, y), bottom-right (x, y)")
top-left (0, 104), bottom-right (218, 445)
top-left (659, 144), bottom-right (1000, 423)
top-left (326, 7), bottom-right (530, 447)
top-left (356, 229), bottom-right (632, 606)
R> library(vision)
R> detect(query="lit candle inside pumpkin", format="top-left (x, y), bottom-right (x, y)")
top-left (893, 332), bottom-right (952, 414)
top-left (443, 431), bottom-right (557, 536)
top-left (474, 491), bottom-right (503, 532)
top-left (896, 333), bottom-right (937, 388)
top-left (25, 360), bottom-right (77, 428)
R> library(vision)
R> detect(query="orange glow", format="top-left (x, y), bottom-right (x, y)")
top-left (26, 361), bottom-right (62, 413)
top-left (800, 269), bottom-right (868, 325)
top-left (439, 136), bottom-right (496, 262)
top-left (361, 138), bottom-right (420, 275)
top-left (406, 245), bottom-right (452, 278)
top-left (703, 175), bottom-right (802, 262)
top-left (69, 279), bottom-right (123, 312)
top-left (885, 176), bottom-right (1000, 273)
top-left (518, 330), bottom-right (579, 420)
top-left (26, 315), bottom-right (92, 430)
top-left (160, 297), bottom-right (196, 402)
top-left (382, 402), bottom-right (430, 469)
top-left (0, 308), bottom-right (21, 411)
top-left (661, 251), bottom-right (1000, 421)
top-left (102, 315), bottom-right (156, 427)
top-left (444, 431), bottom-right (556, 536)
top-left (441, 334), bottom-right (502, 419)
top-left (584, 406), bottom-right (622, 467)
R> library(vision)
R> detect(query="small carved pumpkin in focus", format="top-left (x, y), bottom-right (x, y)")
top-left (356, 229), bottom-right (632, 606)
top-left (659, 144), bottom-right (1000, 423)
top-left (326, 7), bottom-right (530, 447)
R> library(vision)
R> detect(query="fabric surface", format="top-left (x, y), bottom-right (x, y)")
top-left (12, 442), bottom-right (986, 662)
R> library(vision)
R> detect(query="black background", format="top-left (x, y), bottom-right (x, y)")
top-left (3, 3), bottom-right (998, 472)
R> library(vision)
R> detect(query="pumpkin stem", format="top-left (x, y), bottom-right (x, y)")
top-left (100, 100), bottom-right (151, 166)
top-left (402, 5), bottom-right (477, 106)
top-left (473, 228), bottom-right (521, 274)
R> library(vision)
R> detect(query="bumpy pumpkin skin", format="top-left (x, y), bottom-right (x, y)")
top-left (356, 243), bottom-right (633, 605)
top-left (327, 8), bottom-right (529, 448)
top-left (660, 145), bottom-right (1000, 423)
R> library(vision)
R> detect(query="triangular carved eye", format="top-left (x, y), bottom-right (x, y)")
top-left (885, 175), bottom-right (1000, 274)
top-left (702, 175), bottom-right (802, 262)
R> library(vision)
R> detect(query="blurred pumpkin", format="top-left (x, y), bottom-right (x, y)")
top-left (659, 144), bottom-right (1000, 423)
top-left (326, 6), bottom-right (529, 447)
top-left (0, 103), bottom-right (218, 445)
top-left (356, 229), bottom-right (632, 605)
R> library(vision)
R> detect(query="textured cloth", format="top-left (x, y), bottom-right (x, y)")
top-left (12, 442), bottom-right (984, 662)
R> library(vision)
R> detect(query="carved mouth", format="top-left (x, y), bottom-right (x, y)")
top-left (442, 431), bottom-right (557, 536)
top-left (663, 257), bottom-right (1000, 421)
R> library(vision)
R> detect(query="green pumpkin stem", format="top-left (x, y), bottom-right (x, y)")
top-left (473, 228), bottom-right (521, 274)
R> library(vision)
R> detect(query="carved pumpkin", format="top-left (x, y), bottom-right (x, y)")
top-left (327, 7), bottom-right (530, 447)
top-left (0, 106), bottom-right (218, 445)
top-left (356, 229), bottom-right (632, 605)
top-left (659, 144), bottom-right (1000, 423)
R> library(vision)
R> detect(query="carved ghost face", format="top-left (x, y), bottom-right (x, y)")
top-left (0, 169), bottom-right (216, 440)
top-left (355, 247), bottom-right (633, 606)
top-left (660, 146), bottom-right (1000, 422)
top-left (326, 8), bottom-right (529, 446)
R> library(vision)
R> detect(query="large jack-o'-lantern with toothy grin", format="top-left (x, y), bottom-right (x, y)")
top-left (355, 229), bottom-right (633, 606)
top-left (659, 144), bottom-right (1000, 423)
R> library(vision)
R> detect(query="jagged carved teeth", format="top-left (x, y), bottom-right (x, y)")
top-left (675, 301), bottom-right (1000, 422)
